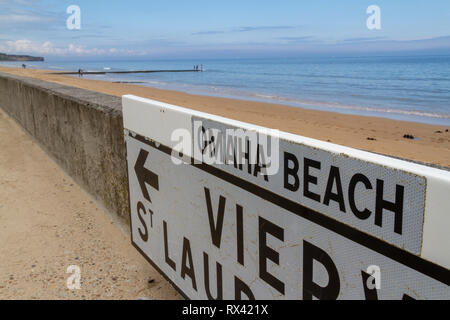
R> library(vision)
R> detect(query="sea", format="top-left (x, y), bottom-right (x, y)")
top-left (1, 55), bottom-right (449, 126)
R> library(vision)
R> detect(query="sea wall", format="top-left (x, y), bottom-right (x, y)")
top-left (0, 72), bottom-right (130, 224)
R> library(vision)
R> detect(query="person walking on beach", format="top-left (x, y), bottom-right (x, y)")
top-left (78, 69), bottom-right (83, 77)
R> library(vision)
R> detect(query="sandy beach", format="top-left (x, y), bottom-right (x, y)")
top-left (0, 107), bottom-right (180, 300)
top-left (1, 66), bottom-right (449, 168)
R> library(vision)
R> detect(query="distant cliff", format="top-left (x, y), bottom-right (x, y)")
top-left (0, 53), bottom-right (44, 61)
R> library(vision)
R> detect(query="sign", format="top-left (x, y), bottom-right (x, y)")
top-left (123, 95), bottom-right (450, 300)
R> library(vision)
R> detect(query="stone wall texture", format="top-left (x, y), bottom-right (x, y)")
top-left (0, 72), bottom-right (130, 224)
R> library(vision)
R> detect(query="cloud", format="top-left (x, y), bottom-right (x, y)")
top-left (232, 26), bottom-right (295, 32)
top-left (277, 36), bottom-right (316, 43)
top-left (342, 36), bottom-right (387, 43)
top-left (0, 39), bottom-right (54, 54)
top-left (336, 35), bottom-right (450, 47)
top-left (0, 39), bottom-right (149, 56)
top-left (192, 25), bottom-right (296, 36)
top-left (0, 0), bottom-right (41, 5)
top-left (191, 30), bottom-right (225, 36)
top-left (0, 13), bottom-right (51, 24)
top-left (0, 0), bottom-right (62, 30)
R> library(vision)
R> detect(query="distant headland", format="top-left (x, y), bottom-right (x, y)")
top-left (0, 53), bottom-right (44, 61)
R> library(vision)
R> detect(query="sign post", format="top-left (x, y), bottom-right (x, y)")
top-left (123, 94), bottom-right (450, 300)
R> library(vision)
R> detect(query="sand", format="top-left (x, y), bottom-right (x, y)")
top-left (0, 107), bottom-right (180, 300)
top-left (1, 66), bottom-right (449, 167)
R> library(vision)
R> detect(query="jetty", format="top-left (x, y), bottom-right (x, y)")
top-left (49, 69), bottom-right (202, 75)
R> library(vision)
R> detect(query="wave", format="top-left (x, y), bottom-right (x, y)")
top-left (78, 63), bottom-right (450, 124)
top-left (249, 93), bottom-right (450, 119)
top-left (178, 84), bottom-right (450, 120)
top-left (114, 76), bottom-right (450, 121)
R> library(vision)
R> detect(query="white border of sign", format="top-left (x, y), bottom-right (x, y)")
top-left (122, 94), bottom-right (450, 271)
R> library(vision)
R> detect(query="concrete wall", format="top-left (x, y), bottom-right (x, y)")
top-left (0, 72), bottom-right (130, 224)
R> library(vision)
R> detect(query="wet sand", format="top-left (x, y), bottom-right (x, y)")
top-left (1, 66), bottom-right (449, 167)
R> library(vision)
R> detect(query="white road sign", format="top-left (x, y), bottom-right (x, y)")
top-left (123, 95), bottom-right (450, 300)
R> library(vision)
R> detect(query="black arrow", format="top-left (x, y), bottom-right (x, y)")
top-left (134, 149), bottom-right (159, 203)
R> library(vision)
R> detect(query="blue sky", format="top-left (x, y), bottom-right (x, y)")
top-left (1, 0), bottom-right (449, 59)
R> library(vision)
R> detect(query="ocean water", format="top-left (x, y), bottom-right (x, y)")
top-left (2, 55), bottom-right (450, 125)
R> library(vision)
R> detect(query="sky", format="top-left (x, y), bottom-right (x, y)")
top-left (0, 0), bottom-right (450, 59)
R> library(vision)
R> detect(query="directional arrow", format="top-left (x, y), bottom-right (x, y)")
top-left (134, 149), bottom-right (159, 203)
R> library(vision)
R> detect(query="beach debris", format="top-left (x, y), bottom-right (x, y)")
top-left (403, 134), bottom-right (415, 140)
top-left (148, 278), bottom-right (155, 284)
top-left (435, 130), bottom-right (443, 133)
top-left (446, 129), bottom-right (449, 132)
top-left (367, 137), bottom-right (377, 141)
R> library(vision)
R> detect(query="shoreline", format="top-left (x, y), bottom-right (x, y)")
top-left (107, 77), bottom-right (450, 127)
top-left (0, 65), bottom-right (449, 167)
top-left (101, 77), bottom-right (450, 127)
top-left (2, 59), bottom-right (450, 127)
